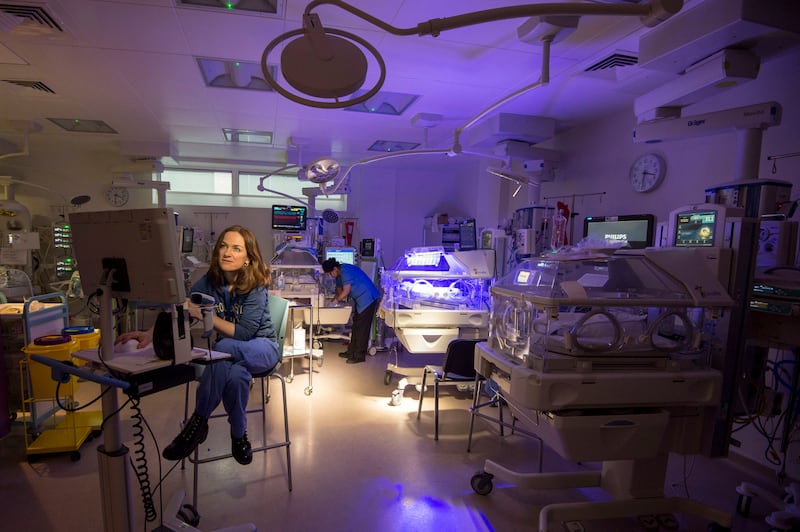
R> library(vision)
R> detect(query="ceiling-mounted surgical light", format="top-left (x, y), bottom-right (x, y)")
top-left (301, 156), bottom-right (341, 184)
top-left (261, 0), bottom-right (683, 109)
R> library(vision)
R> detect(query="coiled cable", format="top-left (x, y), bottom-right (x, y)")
top-left (129, 398), bottom-right (157, 523)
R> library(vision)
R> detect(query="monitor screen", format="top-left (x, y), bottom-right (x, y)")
top-left (325, 247), bottom-right (357, 265)
top-left (674, 210), bottom-right (717, 247)
top-left (583, 214), bottom-right (655, 249)
top-left (70, 208), bottom-right (186, 304)
top-left (271, 205), bottom-right (307, 231)
top-left (180, 226), bottom-right (194, 253)
top-left (459, 219), bottom-right (477, 251)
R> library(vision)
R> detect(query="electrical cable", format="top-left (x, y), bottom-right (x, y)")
top-left (55, 378), bottom-right (111, 412)
top-left (129, 397), bottom-right (157, 523)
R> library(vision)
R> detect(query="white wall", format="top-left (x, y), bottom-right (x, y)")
top-left (538, 47), bottom-right (800, 236)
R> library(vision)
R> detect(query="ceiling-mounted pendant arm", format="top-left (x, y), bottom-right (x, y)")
top-left (257, 186), bottom-right (312, 209)
top-left (303, 0), bottom-right (680, 37)
top-left (303, 14), bottom-right (335, 60)
top-left (257, 164), bottom-right (300, 191)
top-left (304, 0), bottom-right (418, 36)
top-left (322, 149), bottom-right (452, 196)
top-left (451, 36), bottom-right (553, 156)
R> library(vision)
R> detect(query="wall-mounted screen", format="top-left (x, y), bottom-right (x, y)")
top-left (180, 226), bottom-right (194, 253)
top-left (272, 205), bottom-right (307, 231)
top-left (459, 219), bottom-right (477, 251)
top-left (325, 247), bottom-right (357, 265)
top-left (583, 214), bottom-right (655, 249)
top-left (674, 210), bottom-right (717, 247)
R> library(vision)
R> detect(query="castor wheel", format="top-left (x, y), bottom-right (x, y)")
top-left (369, 346), bottom-right (377, 356)
top-left (286, 375), bottom-right (294, 383)
top-left (384, 370), bottom-right (393, 385)
top-left (471, 471), bottom-right (494, 495)
top-left (736, 493), bottom-right (751, 517)
top-left (304, 386), bottom-right (312, 396)
top-left (178, 503), bottom-right (200, 527)
top-left (70, 451), bottom-right (81, 462)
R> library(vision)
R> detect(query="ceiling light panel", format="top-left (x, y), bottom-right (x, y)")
top-left (223, 128), bottom-right (272, 144)
top-left (344, 91), bottom-right (419, 116)
top-left (197, 58), bottom-right (274, 91)
top-left (368, 140), bottom-right (420, 153)
top-left (177, 0), bottom-right (280, 15)
top-left (47, 118), bottom-right (117, 133)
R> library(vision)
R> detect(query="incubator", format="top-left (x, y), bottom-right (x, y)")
top-left (471, 247), bottom-right (736, 529)
top-left (380, 246), bottom-right (494, 353)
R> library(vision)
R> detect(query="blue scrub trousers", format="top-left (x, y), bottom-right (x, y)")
top-left (194, 336), bottom-right (281, 438)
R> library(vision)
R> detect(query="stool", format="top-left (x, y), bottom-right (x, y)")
top-left (186, 361), bottom-right (292, 513)
top-left (180, 295), bottom-right (292, 523)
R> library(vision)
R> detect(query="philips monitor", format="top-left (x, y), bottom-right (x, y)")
top-left (583, 214), bottom-right (655, 249)
top-left (272, 204), bottom-right (307, 231)
top-left (459, 218), bottom-right (477, 251)
top-left (70, 208), bottom-right (186, 304)
top-left (325, 247), bottom-right (357, 265)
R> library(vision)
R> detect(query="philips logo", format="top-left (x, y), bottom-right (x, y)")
top-left (688, 119), bottom-right (706, 127)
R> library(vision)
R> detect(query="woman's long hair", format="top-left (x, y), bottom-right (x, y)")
top-left (207, 225), bottom-right (270, 292)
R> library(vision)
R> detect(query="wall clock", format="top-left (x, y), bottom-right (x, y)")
top-left (104, 186), bottom-right (130, 207)
top-left (629, 153), bottom-right (666, 193)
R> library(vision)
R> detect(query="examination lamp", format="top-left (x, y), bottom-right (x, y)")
top-left (261, 0), bottom-right (683, 109)
top-left (302, 156), bottom-right (342, 184)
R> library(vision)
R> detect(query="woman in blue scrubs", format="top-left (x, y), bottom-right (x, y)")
top-left (116, 225), bottom-right (279, 465)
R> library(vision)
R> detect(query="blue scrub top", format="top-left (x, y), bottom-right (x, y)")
top-left (337, 263), bottom-right (380, 313)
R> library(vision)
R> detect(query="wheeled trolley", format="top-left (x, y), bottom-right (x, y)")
top-left (282, 303), bottom-right (322, 395)
top-left (19, 293), bottom-right (102, 461)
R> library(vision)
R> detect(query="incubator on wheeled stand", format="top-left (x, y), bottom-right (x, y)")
top-left (379, 246), bottom-right (494, 404)
top-left (470, 248), bottom-right (736, 531)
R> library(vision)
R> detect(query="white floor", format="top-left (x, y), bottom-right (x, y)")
top-left (0, 340), bottom-right (791, 531)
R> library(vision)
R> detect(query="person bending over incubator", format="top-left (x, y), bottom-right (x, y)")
top-left (322, 257), bottom-right (380, 364)
top-left (116, 225), bottom-right (280, 465)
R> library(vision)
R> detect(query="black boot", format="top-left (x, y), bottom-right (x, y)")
top-left (162, 413), bottom-right (208, 461)
top-left (338, 351), bottom-right (351, 358)
top-left (232, 432), bottom-right (253, 465)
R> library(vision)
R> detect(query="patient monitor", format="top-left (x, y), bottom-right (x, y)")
top-left (70, 208), bottom-right (193, 365)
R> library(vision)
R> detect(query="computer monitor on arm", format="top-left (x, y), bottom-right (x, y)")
top-left (68, 207), bottom-right (195, 531)
top-left (70, 208), bottom-right (192, 364)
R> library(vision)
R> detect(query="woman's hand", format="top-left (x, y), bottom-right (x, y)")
top-left (115, 329), bottom-right (153, 348)
top-left (186, 299), bottom-right (203, 321)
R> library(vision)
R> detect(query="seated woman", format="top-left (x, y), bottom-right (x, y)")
top-left (116, 225), bottom-right (280, 465)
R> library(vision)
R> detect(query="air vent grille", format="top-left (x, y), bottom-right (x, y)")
top-left (0, 4), bottom-right (62, 31)
top-left (585, 52), bottom-right (638, 72)
top-left (2, 79), bottom-right (55, 93)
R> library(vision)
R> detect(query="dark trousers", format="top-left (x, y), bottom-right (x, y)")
top-left (347, 298), bottom-right (379, 360)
